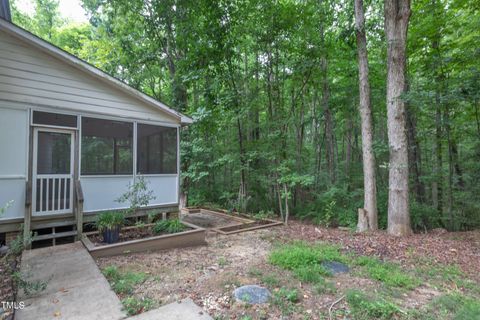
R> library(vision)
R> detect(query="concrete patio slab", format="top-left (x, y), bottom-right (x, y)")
top-left (129, 299), bottom-right (212, 320)
top-left (15, 242), bottom-right (126, 320)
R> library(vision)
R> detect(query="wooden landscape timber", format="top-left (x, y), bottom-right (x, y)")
top-left (81, 221), bottom-right (206, 258)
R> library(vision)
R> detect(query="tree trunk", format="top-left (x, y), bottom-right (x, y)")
top-left (385, 0), bottom-right (412, 236)
top-left (355, 0), bottom-right (378, 231)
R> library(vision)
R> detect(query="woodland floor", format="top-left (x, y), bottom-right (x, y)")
top-left (96, 221), bottom-right (480, 319)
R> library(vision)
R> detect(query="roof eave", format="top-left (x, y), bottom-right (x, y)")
top-left (0, 18), bottom-right (194, 125)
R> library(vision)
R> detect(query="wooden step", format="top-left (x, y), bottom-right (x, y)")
top-left (31, 220), bottom-right (76, 230)
top-left (32, 230), bottom-right (78, 242)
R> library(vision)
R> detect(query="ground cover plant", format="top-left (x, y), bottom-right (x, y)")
top-left (102, 265), bottom-right (156, 315)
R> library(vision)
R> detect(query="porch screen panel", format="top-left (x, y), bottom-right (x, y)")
top-left (137, 124), bottom-right (177, 174)
top-left (81, 117), bottom-right (133, 175)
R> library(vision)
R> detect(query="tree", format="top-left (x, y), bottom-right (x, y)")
top-left (354, 0), bottom-right (378, 231)
top-left (385, 0), bottom-right (412, 236)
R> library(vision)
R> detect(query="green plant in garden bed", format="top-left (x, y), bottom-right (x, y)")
top-left (95, 211), bottom-right (125, 243)
top-left (96, 211), bottom-right (125, 232)
top-left (102, 266), bottom-right (147, 295)
top-left (152, 219), bottom-right (186, 234)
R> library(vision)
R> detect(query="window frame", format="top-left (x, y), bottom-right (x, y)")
top-left (135, 122), bottom-right (179, 176)
top-left (31, 109), bottom-right (79, 130)
top-left (80, 116), bottom-right (135, 177)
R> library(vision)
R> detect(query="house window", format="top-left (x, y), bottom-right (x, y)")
top-left (81, 117), bottom-right (133, 175)
top-left (32, 111), bottom-right (77, 128)
top-left (137, 124), bottom-right (177, 174)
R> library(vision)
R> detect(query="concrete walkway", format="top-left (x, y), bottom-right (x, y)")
top-left (16, 242), bottom-right (126, 320)
top-left (129, 299), bottom-right (212, 320)
top-left (15, 242), bottom-right (212, 320)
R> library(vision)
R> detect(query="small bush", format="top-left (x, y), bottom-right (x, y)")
top-left (346, 290), bottom-right (402, 320)
top-left (152, 219), bottom-right (186, 234)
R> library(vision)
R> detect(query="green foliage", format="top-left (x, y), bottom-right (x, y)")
top-left (431, 294), bottom-right (480, 320)
top-left (121, 297), bottom-right (155, 316)
top-left (0, 200), bottom-right (13, 217)
top-left (353, 256), bottom-right (419, 289)
top-left (95, 211), bottom-right (125, 233)
top-left (261, 274), bottom-right (280, 287)
top-left (346, 290), bottom-right (402, 320)
top-left (152, 219), bottom-right (186, 234)
top-left (12, 271), bottom-right (48, 297)
top-left (116, 176), bottom-right (155, 216)
top-left (269, 242), bottom-right (346, 270)
top-left (12, 0), bottom-right (480, 232)
top-left (102, 266), bottom-right (147, 295)
top-left (293, 265), bottom-right (331, 283)
top-left (271, 287), bottom-right (299, 315)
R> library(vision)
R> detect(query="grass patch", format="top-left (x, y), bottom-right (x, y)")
top-left (271, 287), bottom-right (299, 315)
top-left (430, 293), bottom-right (480, 320)
top-left (261, 274), bottom-right (281, 287)
top-left (122, 296), bottom-right (155, 316)
top-left (346, 289), bottom-right (403, 320)
top-left (353, 256), bottom-right (419, 289)
top-left (268, 241), bottom-right (344, 292)
top-left (293, 264), bottom-right (331, 284)
top-left (102, 266), bottom-right (147, 295)
top-left (269, 241), bottom-right (345, 270)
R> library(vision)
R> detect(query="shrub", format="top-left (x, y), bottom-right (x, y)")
top-left (152, 219), bottom-right (186, 234)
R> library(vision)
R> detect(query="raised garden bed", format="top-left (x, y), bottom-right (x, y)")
top-left (81, 221), bottom-right (206, 258)
top-left (180, 207), bottom-right (283, 234)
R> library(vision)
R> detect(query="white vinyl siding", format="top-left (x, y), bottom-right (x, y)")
top-left (0, 106), bottom-right (28, 220)
top-left (0, 31), bottom-right (178, 124)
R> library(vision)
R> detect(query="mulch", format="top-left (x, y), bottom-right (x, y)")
top-left (279, 221), bottom-right (480, 282)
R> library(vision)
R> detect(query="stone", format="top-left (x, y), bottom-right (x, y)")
top-left (321, 261), bottom-right (350, 274)
top-left (234, 285), bottom-right (271, 304)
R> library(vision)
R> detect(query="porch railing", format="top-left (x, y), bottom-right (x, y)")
top-left (34, 174), bottom-right (73, 214)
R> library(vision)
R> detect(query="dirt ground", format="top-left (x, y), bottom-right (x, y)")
top-left (96, 221), bottom-right (480, 319)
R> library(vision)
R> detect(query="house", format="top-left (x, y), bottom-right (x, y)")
top-left (0, 14), bottom-right (192, 246)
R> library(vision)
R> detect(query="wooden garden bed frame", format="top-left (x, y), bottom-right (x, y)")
top-left (81, 221), bottom-right (206, 258)
top-left (180, 207), bottom-right (283, 235)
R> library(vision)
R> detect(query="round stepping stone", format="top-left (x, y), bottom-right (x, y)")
top-left (321, 261), bottom-right (350, 274)
top-left (234, 285), bottom-right (271, 304)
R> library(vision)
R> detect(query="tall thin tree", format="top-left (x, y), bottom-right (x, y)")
top-left (354, 0), bottom-right (378, 231)
top-left (385, 0), bottom-right (412, 236)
